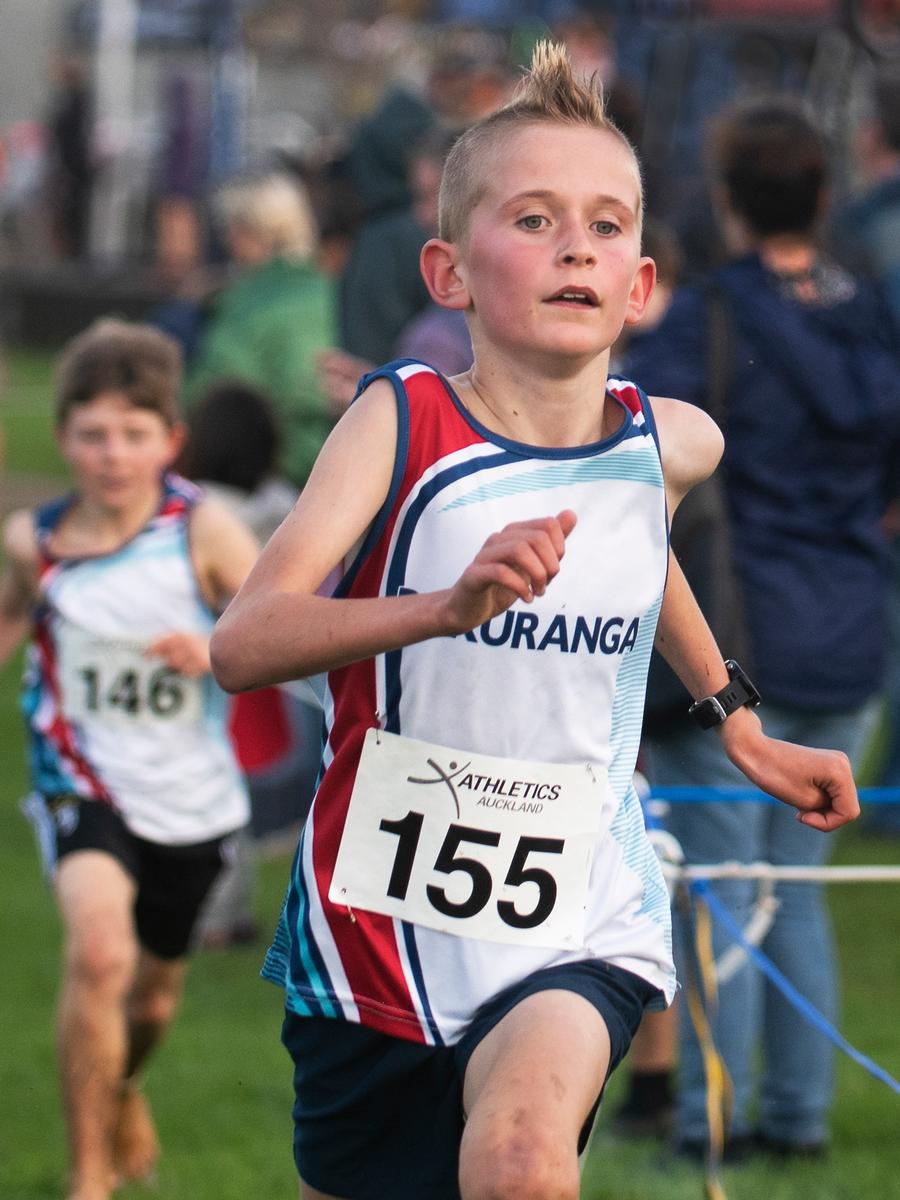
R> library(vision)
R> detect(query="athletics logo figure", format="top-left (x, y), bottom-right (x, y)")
top-left (407, 758), bottom-right (471, 818)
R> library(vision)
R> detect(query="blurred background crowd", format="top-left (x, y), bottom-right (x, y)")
top-left (0, 2), bottom-right (897, 332)
top-left (3, 1), bottom-right (900, 481)
top-left (1, 0), bottom-right (899, 1170)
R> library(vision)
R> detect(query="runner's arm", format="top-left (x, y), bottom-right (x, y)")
top-left (211, 381), bottom-right (577, 691)
top-left (0, 510), bottom-right (39, 665)
top-left (651, 398), bottom-right (858, 831)
top-left (190, 495), bottom-right (261, 611)
top-left (146, 496), bottom-right (261, 678)
top-left (650, 393), bottom-right (724, 517)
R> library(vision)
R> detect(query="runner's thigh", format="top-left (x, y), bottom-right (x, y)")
top-left (55, 849), bottom-right (137, 955)
top-left (460, 989), bottom-right (611, 1196)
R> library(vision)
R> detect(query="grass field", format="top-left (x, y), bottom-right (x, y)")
top-left (1, 347), bottom-right (898, 1198)
top-left (2, 348), bottom-right (68, 479)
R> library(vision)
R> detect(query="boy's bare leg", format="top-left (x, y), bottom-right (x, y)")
top-left (55, 852), bottom-right (138, 1200)
top-left (627, 1006), bottom-right (677, 1072)
top-left (611, 1005), bottom-right (676, 1137)
top-left (460, 990), bottom-right (612, 1200)
top-left (112, 950), bottom-right (188, 1182)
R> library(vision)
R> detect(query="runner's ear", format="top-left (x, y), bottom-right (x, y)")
top-left (420, 239), bottom-right (471, 311)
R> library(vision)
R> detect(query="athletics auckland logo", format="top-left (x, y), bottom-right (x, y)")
top-left (407, 757), bottom-right (470, 817)
top-left (407, 756), bottom-right (564, 819)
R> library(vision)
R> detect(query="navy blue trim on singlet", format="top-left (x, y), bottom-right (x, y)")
top-left (35, 494), bottom-right (76, 538)
top-left (438, 374), bottom-right (637, 459)
top-left (618, 376), bottom-right (662, 458)
top-left (334, 362), bottom-right (413, 599)
top-left (617, 377), bottom-right (672, 577)
top-left (32, 496), bottom-right (78, 626)
top-left (400, 922), bottom-right (445, 1045)
top-left (34, 473), bottom-right (194, 566)
top-left (379, 442), bottom-right (522, 1048)
top-left (382, 450), bottom-right (519, 732)
top-left (285, 840), bottom-right (340, 1019)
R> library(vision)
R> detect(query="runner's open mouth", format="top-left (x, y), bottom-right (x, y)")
top-left (546, 289), bottom-right (598, 306)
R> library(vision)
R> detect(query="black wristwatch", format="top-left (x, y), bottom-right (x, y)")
top-left (688, 659), bottom-right (761, 730)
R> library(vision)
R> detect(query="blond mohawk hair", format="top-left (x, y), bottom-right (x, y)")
top-left (510, 39), bottom-right (608, 126)
top-left (438, 40), bottom-right (638, 242)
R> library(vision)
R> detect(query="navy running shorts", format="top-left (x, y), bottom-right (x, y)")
top-left (281, 958), bottom-right (661, 1200)
top-left (27, 793), bottom-right (231, 959)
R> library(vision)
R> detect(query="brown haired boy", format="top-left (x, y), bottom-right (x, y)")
top-left (0, 319), bottom-right (259, 1200)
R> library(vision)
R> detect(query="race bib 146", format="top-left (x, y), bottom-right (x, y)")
top-left (328, 729), bottom-right (617, 950)
top-left (57, 626), bottom-right (202, 728)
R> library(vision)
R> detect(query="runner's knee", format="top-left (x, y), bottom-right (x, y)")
top-left (460, 1121), bottom-right (579, 1200)
top-left (129, 986), bottom-right (179, 1029)
top-left (65, 931), bottom-right (136, 996)
top-left (129, 958), bottom-right (186, 1028)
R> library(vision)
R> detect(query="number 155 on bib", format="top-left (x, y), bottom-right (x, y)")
top-left (329, 730), bottom-right (616, 950)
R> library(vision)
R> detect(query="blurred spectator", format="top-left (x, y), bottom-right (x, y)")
top-left (322, 126), bottom-right (466, 408)
top-left (425, 28), bottom-right (516, 128)
top-left (45, 55), bottom-right (93, 260)
top-left (611, 217), bottom-right (684, 371)
top-left (338, 121), bottom-right (443, 364)
top-left (1, 120), bottom-right (51, 267)
top-left (153, 70), bottom-right (210, 286)
top-left (339, 41), bottom-right (512, 363)
top-left (832, 66), bottom-right (900, 326)
top-left (179, 381), bottom-right (317, 947)
top-left (395, 304), bottom-right (472, 376)
top-left (552, 9), bottom-right (643, 146)
top-left (297, 150), bottom-right (364, 281)
top-left (344, 85), bottom-right (436, 229)
top-left (833, 67), bottom-right (900, 834)
top-left (180, 380), bottom-right (298, 544)
top-left (625, 99), bottom-right (900, 1160)
top-left (185, 172), bottom-right (336, 489)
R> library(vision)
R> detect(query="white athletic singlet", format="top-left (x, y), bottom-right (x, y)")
top-left (263, 362), bottom-right (675, 1044)
top-left (24, 474), bottom-right (249, 845)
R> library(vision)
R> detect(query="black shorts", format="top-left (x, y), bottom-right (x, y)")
top-left (26, 794), bottom-right (231, 960)
top-left (281, 959), bottom-right (661, 1200)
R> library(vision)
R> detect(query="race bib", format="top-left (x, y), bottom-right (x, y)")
top-left (57, 626), bottom-right (202, 728)
top-left (329, 729), bottom-right (617, 950)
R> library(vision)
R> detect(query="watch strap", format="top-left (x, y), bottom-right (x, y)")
top-left (688, 660), bottom-right (761, 729)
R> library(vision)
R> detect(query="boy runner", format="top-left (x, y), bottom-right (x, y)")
top-left (212, 44), bottom-right (858, 1200)
top-left (0, 319), bottom-right (259, 1200)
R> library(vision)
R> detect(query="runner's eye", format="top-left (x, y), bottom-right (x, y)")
top-left (592, 220), bottom-right (620, 236)
top-left (518, 214), bottom-right (548, 231)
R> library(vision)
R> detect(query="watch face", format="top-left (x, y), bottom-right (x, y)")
top-left (689, 696), bottom-right (726, 729)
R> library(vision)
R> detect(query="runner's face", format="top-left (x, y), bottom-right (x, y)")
top-left (58, 392), bottom-right (181, 512)
top-left (458, 124), bottom-right (652, 366)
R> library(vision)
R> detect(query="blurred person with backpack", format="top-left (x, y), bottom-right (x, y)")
top-left (625, 99), bottom-right (900, 1161)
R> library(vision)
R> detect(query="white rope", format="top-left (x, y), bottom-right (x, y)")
top-left (646, 827), bottom-right (900, 980)
top-left (663, 861), bottom-right (900, 883)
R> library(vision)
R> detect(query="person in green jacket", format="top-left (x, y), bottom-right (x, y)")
top-left (186, 172), bottom-right (337, 489)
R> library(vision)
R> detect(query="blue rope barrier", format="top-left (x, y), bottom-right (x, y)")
top-left (691, 879), bottom-right (900, 1096)
top-left (650, 787), bottom-right (900, 804)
